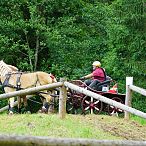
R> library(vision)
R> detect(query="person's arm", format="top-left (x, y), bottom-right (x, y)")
top-left (80, 73), bottom-right (93, 80)
top-left (84, 73), bottom-right (93, 79)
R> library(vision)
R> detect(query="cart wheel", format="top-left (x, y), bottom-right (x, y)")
top-left (81, 96), bottom-right (103, 115)
top-left (66, 95), bottom-right (82, 114)
top-left (107, 97), bottom-right (124, 116)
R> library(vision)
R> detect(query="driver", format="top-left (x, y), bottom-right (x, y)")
top-left (80, 61), bottom-right (106, 89)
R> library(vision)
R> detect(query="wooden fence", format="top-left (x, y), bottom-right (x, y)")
top-left (0, 135), bottom-right (146, 146)
top-left (125, 77), bottom-right (146, 119)
top-left (0, 78), bottom-right (146, 119)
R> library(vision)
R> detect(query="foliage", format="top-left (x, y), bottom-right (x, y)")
top-left (103, 0), bottom-right (146, 111)
top-left (103, 0), bottom-right (146, 90)
top-left (0, 0), bottom-right (146, 111)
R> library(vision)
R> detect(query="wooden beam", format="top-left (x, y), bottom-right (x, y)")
top-left (64, 81), bottom-right (146, 119)
top-left (0, 105), bottom-right (9, 112)
top-left (125, 77), bottom-right (133, 119)
top-left (129, 85), bottom-right (146, 96)
top-left (0, 101), bottom-right (18, 113)
top-left (0, 82), bottom-right (63, 100)
top-left (0, 135), bottom-right (146, 146)
top-left (59, 78), bottom-right (67, 119)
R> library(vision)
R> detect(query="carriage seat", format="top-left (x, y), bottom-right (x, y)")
top-left (89, 76), bottom-right (112, 91)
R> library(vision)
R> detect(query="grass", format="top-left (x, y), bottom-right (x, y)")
top-left (0, 113), bottom-right (122, 140)
top-left (0, 113), bottom-right (146, 140)
top-left (131, 114), bottom-right (146, 125)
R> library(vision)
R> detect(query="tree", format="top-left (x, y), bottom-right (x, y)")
top-left (0, 0), bottom-right (146, 112)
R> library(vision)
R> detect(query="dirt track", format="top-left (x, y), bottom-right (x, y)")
top-left (74, 114), bottom-right (146, 141)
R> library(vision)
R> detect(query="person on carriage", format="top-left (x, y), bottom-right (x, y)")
top-left (80, 61), bottom-right (107, 90)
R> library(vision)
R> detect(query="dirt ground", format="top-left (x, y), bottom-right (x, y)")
top-left (75, 114), bottom-right (146, 141)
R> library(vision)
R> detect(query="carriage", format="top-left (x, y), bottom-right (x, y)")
top-left (66, 79), bottom-right (125, 116)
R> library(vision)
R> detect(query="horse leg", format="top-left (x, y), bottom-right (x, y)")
top-left (39, 91), bottom-right (54, 114)
top-left (48, 96), bottom-right (55, 114)
top-left (45, 91), bottom-right (55, 114)
top-left (21, 95), bottom-right (31, 114)
top-left (40, 97), bottom-right (49, 113)
top-left (38, 97), bottom-right (47, 113)
top-left (17, 96), bottom-right (21, 113)
top-left (48, 90), bottom-right (56, 114)
top-left (8, 97), bottom-right (15, 114)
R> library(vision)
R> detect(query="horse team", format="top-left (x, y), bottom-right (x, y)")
top-left (0, 60), bottom-right (57, 115)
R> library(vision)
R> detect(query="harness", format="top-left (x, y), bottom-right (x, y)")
top-left (2, 72), bottom-right (43, 89)
top-left (2, 72), bottom-right (23, 91)
top-left (1, 72), bottom-right (56, 96)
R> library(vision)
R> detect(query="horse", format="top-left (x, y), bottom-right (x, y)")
top-left (0, 60), bottom-right (57, 114)
top-left (0, 60), bottom-right (20, 114)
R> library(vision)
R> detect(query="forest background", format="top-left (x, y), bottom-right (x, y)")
top-left (0, 0), bottom-right (146, 113)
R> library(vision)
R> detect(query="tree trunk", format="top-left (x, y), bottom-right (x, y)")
top-left (24, 31), bottom-right (33, 71)
top-left (34, 34), bottom-right (39, 71)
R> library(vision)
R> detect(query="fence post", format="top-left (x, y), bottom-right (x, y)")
top-left (124, 77), bottom-right (133, 120)
top-left (59, 78), bottom-right (67, 119)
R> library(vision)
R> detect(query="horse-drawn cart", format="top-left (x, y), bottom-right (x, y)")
top-left (66, 79), bottom-right (125, 115)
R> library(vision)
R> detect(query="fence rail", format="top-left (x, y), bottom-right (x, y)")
top-left (0, 82), bottom-right (63, 100)
top-left (0, 135), bottom-right (146, 146)
top-left (125, 77), bottom-right (146, 119)
top-left (129, 85), bottom-right (146, 96)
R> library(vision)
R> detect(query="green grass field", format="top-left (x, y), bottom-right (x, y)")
top-left (0, 113), bottom-right (122, 140)
top-left (131, 115), bottom-right (146, 125)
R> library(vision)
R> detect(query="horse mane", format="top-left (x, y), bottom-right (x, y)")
top-left (0, 60), bottom-right (18, 76)
top-left (7, 65), bottom-right (18, 72)
top-left (0, 60), bottom-right (57, 83)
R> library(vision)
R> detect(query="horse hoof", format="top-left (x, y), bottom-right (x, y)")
top-left (8, 111), bottom-right (14, 115)
top-left (38, 108), bottom-right (47, 114)
top-left (26, 111), bottom-right (31, 114)
top-left (38, 110), bottom-right (43, 113)
top-left (24, 111), bottom-right (31, 114)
